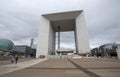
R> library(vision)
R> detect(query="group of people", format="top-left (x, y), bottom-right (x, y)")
top-left (11, 54), bottom-right (19, 64)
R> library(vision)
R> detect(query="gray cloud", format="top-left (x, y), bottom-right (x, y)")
top-left (0, 0), bottom-right (120, 49)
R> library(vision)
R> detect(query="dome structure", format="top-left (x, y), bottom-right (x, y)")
top-left (0, 39), bottom-right (14, 50)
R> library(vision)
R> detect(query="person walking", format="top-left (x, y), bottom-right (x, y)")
top-left (11, 55), bottom-right (15, 63)
top-left (15, 54), bottom-right (19, 64)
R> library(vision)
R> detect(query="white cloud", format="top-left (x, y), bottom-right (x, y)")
top-left (0, 0), bottom-right (120, 49)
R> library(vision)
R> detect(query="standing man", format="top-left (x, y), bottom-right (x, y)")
top-left (15, 54), bottom-right (19, 63)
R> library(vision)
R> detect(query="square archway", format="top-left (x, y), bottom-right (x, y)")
top-left (36, 10), bottom-right (90, 58)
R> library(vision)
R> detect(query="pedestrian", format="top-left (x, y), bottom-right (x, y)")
top-left (11, 55), bottom-right (14, 63)
top-left (15, 54), bottom-right (19, 64)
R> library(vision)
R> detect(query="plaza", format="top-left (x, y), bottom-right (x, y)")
top-left (0, 58), bottom-right (120, 77)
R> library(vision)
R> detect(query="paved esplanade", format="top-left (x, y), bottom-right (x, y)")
top-left (0, 58), bottom-right (120, 77)
top-left (0, 58), bottom-right (47, 76)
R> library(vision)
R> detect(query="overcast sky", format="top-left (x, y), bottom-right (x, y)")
top-left (0, 0), bottom-right (120, 49)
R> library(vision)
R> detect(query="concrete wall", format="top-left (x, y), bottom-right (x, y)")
top-left (36, 16), bottom-right (50, 58)
top-left (117, 46), bottom-right (120, 59)
top-left (75, 12), bottom-right (90, 54)
top-left (48, 23), bottom-right (55, 55)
